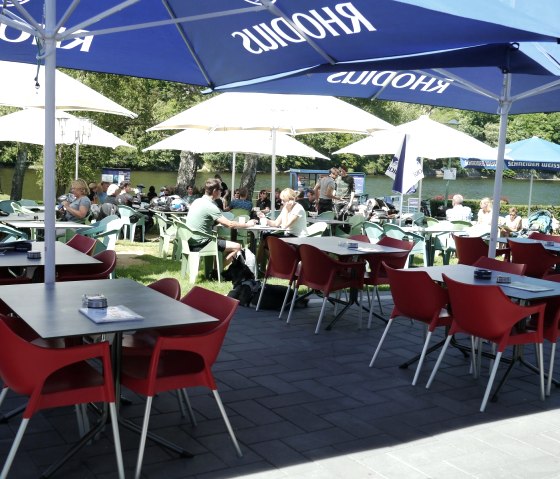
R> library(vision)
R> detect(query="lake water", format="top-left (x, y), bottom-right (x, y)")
top-left (4, 168), bottom-right (558, 206)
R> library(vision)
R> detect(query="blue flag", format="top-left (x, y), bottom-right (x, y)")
top-left (386, 135), bottom-right (424, 194)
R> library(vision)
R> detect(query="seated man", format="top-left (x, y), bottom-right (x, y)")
top-left (255, 189), bottom-right (271, 213)
top-left (186, 178), bottom-right (256, 265)
top-left (446, 194), bottom-right (472, 222)
top-left (227, 187), bottom-right (253, 215)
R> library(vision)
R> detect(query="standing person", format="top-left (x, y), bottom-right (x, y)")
top-left (256, 189), bottom-right (271, 213)
top-left (334, 164), bottom-right (355, 218)
top-left (214, 174), bottom-right (229, 202)
top-left (314, 167), bottom-right (339, 214)
top-left (61, 178), bottom-right (91, 223)
top-left (445, 194), bottom-right (472, 221)
top-left (186, 178), bottom-right (256, 266)
top-left (477, 197), bottom-right (493, 225)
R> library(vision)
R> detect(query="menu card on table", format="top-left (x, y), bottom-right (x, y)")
top-left (79, 305), bottom-right (144, 323)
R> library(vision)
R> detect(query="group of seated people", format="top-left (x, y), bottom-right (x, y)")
top-left (445, 193), bottom-right (523, 235)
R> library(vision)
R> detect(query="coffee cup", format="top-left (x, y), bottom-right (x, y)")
top-left (260, 217), bottom-right (267, 226)
top-left (238, 216), bottom-right (246, 224)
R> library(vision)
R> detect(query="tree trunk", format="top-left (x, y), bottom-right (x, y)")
top-left (176, 150), bottom-right (200, 197)
top-left (239, 154), bottom-right (258, 199)
top-left (11, 146), bottom-right (29, 201)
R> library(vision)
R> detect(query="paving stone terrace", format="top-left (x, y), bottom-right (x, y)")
top-left (3, 293), bottom-right (560, 478)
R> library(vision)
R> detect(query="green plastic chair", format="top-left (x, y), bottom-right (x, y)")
top-left (306, 221), bottom-right (328, 237)
top-left (0, 225), bottom-right (28, 243)
top-left (174, 222), bottom-right (223, 283)
top-left (11, 202), bottom-right (34, 215)
top-left (153, 212), bottom-right (176, 258)
top-left (317, 210), bottom-right (335, 220)
top-left (382, 223), bottom-right (427, 267)
top-left (363, 221), bottom-right (384, 242)
top-left (0, 200), bottom-right (14, 214)
top-left (233, 215), bottom-right (251, 247)
top-left (335, 215), bottom-right (365, 238)
top-left (118, 205), bottom-right (147, 242)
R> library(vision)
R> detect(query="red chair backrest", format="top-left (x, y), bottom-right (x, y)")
top-left (66, 234), bottom-right (96, 255)
top-left (175, 286), bottom-right (239, 336)
top-left (91, 249), bottom-right (117, 278)
top-left (453, 234), bottom-right (489, 265)
top-left (348, 234), bottom-right (369, 243)
top-left (298, 244), bottom-right (363, 292)
top-left (529, 232), bottom-right (560, 243)
top-left (154, 287), bottom-right (239, 375)
top-left (508, 240), bottom-right (558, 278)
top-left (148, 278), bottom-right (181, 300)
top-left (385, 265), bottom-right (449, 325)
top-left (443, 274), bottom-right (540, 349)
top-left (473, 256), bottom-right (526, 275)
top-left (365, 236), bottom-right (413, 279)
top-left (266, 235), bottom-right (300, 281)
top-left (378, 236), bottom-right (413, 252)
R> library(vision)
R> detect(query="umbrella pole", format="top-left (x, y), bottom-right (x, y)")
top-left (75, 142), bottom-right (80, 180)
top-left (271, 129), bottom-right (277, 212)
top-left (43, 0), bottom-right (57, 285)
top-left (489, 74), bottom-right (512, 259)
top-left (527, 170), bottom-right (534, 216)
top-left (231, 152), bottom-right (236, 194)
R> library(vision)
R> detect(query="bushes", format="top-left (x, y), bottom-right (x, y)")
top-left (428, 199), bottom-right (560, 220)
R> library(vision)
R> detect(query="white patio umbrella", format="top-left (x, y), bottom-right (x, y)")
top-left (0, 61), bottom-right (136, 118)
top-left (148, 92), bottom-right (391, 203)
top-left (335, 115), bottom-right (499, 208)
top-left (144, 129), bottom-right (328, 189)
top-left (0, 108), bottom-right (134, 178)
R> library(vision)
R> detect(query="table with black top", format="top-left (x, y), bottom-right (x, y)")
top-left (0, 278), bottom-right (217, 477)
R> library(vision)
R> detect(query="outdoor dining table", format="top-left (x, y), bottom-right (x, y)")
top-left (1, 212), bottom-right (45, 222)
top-left (307, 216), bottom-right (349, 235)
top-left (282, 236), bottom-right (407, 329)
top-left (412, 263), bottom-right (560, 400)
top-left (499, 236), bottom-right (560, 253)
top-left (0, 278), bottom-right (218, 477)
top-left (3, 219), bottom-right (85, 240)
top-left (0, 241), bottom-right (99, 280)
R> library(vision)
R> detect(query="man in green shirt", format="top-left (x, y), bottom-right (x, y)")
top-left (186, 178), bottom-right (256, 265)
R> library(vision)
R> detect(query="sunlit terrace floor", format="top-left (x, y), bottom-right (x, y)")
top-left (3, 292), bottom-right (560, 478)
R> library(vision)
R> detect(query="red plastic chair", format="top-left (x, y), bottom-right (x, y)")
top-left (532, 291), bottom-right (560, 396)
top-left (426, 274), bottom-right (546, 412)
top-left (528, 232), bottom-right (560, 243)
top-left (508, 239), bottom-right (560, 278)
top-left (0, 317), bottom-right (124, 478)
top-left (472, 256), bottom-right (527, 275)
top-left (286, 244), bottom-right (365, 334)
top-left (66, 233), bottom-right (97, 255)
top-left (359, 236), bottom-right (413, 328)
top-left (255, 236), bottom-right (300, 318)
top-left (57, 249), bottom-right (117, 281)
top-left (120, 288), bottom-right (241, 478)
top-left (370, 264), bottom-right (453, 385)
top-left (147, 277), bottom-right (181, 300)
top-left (453, 234), bottom-right (510, 265)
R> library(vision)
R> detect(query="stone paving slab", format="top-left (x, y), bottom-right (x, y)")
top-left (3, 292), bottom-right (560, 478)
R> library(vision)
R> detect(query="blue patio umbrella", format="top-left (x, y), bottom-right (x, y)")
top-left (462, 136), bottom-right (560, 214)
top-left (223, 41), bottom-right (560, 256)
top-left (1, 0), bottom-right (559, 281)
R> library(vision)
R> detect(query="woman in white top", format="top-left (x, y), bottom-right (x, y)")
top-left (256, 188), bottom-right (308, 271)
top-left (258, 188), bottom-right (308, 237)
top-left (477, 197), bottom-right (493, 225)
